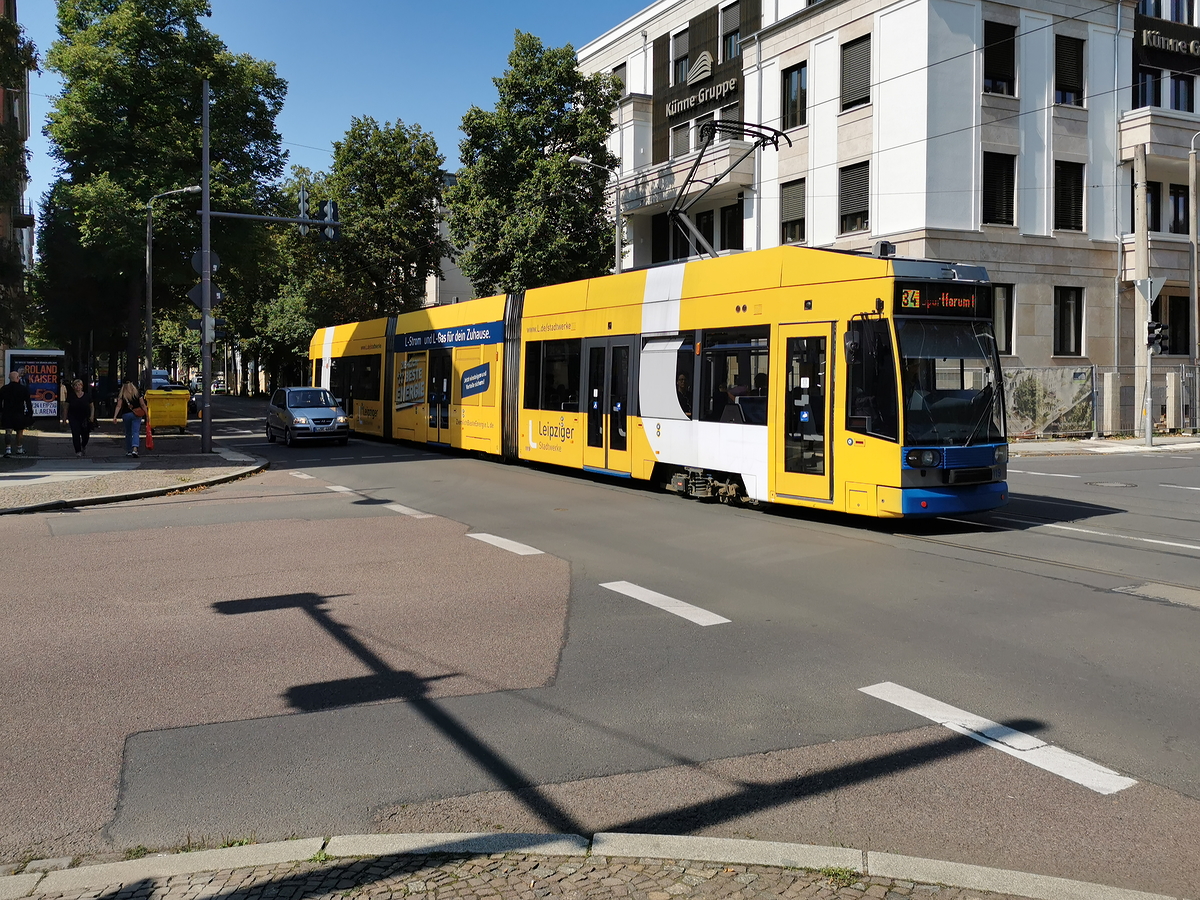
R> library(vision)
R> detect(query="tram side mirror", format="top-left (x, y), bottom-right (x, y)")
top-left (844, 330), bottom-right (861, 364)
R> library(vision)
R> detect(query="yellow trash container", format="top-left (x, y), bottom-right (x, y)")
top-left (145, 388), bottom-right (189, 433)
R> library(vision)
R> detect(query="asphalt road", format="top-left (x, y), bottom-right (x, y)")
top-left (2, 396), bottom-right (1198, 896)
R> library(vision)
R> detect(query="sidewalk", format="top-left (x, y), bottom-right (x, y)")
top-left (0, 833), bottom-right (1181, 900)
top-left (1010, 433), bottom-right (1200, 457)
top-left (0, 421), bottom-right (265, 515)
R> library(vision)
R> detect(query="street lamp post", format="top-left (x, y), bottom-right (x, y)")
top-left (569, 155), bottom-right (622, 273)
top-left (145, 185), bottom-right (201, 388)
top-left (1191, 131), bottom-right (1200, 367)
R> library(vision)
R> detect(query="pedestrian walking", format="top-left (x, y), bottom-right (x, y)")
top-left (59, 376), bottom-right (69, 426)
top-left (1, 370), bottom-right (34, 458)
top-left (112, 377), bottom-right (145, 458)
top-left (66, 378), bottom-right (96, 457)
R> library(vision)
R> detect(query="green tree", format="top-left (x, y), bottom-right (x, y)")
top-left (37, 0), bottom-right (286, 379)
top-left (280, 118), bottom-right (449, 324)
top-left (447, 31), bottom-right (621, 297)
top-left (0, 13), bottom-right (37, 342)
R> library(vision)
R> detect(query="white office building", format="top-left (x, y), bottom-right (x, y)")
top-left (578, 0), bottom-right (1200, 390)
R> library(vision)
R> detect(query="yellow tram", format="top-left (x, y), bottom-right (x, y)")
top-left (310, 245), bottom-right (1008, 518)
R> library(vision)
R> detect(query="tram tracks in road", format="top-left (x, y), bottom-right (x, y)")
top-left (895, 514), bottom-right (1200, 605)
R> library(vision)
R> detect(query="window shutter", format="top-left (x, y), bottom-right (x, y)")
top-left (1055, 36), bottom-right (1083, 94)
top-left (983, 21), bottom-right (1015, 87)
top-left (839, 162), bottom-right (869, 217)
top-left (674, 29), bottom-right (689, 59)
top-left (672, 123), bottom-right (691, 157)
top-left (1054, 160), bottom-right (1084, 231)
top-left (781, 179), bottom-right (806, 223)
top-left (722, 2), bottom-right (740, 35)
top-left (841, 36), bottom-right (871, 109)
top-left (982, 153), bottom-right (1015, 225)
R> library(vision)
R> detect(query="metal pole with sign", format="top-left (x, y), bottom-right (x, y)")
top-left (201, 79), bottom-right (213, 454)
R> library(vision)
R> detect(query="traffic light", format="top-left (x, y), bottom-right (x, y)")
top-left (298, 186), bottom-right (310, 236)
top-left (317, 200), bottom-right (339, 241)
top-left (1147, 321), bottom-right (1169, 353)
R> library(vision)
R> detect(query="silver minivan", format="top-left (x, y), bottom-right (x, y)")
top-left (266, 387), bottom-right (350, 446)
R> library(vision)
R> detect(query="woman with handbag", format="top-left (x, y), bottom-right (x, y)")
top-left (67, 378), bottom-right (97, 457)
top-left (112, 377), bottom-right (145, 458)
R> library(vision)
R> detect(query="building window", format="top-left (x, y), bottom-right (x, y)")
top-left (839, 161), bottom-right (869, 234)
top-left (721, 2), bottom-right (741, 62)
top-left (841, 35), bottom-right (871, 110)
top-left (1135, 65), bottom-right (1162, 108)
top-left (1172, 72), bottom-right (1195, 111)
top-left (721, 196), bottom-right (744, 250)
top-left (1151, 296), bottom-right (1192, 354)
top-left (982, 152), bottom-right (1015, 225)
top-left (1171, 0), bottom-right (1193, 23)
top-left (1170, 183), bottom-right (1189, 234)
top-left (612, 63), bottom-right (627, 96)
top-left (983, 22), bottom-right (1016, 96)
top-left (695, 112), bottom-right (714, 147)
top-left (696, 209), bottom-right (715, 251)
top-left (993, 285), bottom-right (1014, 355)
top-left (1139, 0), bottom-right (1161, 16)
top-left (781, 179), bottom-right (806, 244)
top-left (1131, 180), bottom-right (1163, 232)
top-left (1053, 287), bottom-right (1083, 356)
top-left (782, 63), bottom-right (807, 129)
top-left (673, 29), bottom-right (689, 85)
top-left (1054, 160), bottom-right (1084, 231)
top-left (671, 122), bottom-right (690, 158)
top-left (1055, 36), bottom-right (1084, 106)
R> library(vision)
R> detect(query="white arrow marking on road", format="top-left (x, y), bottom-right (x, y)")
top-left (600, 581), bottom-right (730, 626)
top-left (859, 682), bottom-right (1136, 794)
top-left (467, 533), bottom-right (544, 556)
top-left (384, 503), bottom-right (434, 519)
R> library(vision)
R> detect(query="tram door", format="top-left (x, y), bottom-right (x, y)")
top-left (427, 348), bottom-right (452, 443)
top-left (773, 324), bottom-right (832, 501)
top-left (582, 336), bottom-right (635, 475)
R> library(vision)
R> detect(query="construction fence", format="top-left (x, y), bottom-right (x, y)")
top-left (1002, 364), bottom-right (1199, 439)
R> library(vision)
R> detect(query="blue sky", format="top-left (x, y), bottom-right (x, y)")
top-left (20, 0), bottom-right (647, 213)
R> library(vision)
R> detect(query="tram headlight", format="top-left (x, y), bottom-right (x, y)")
top-left (994, 444), bottom-right (1009, 465)
top-left (905, 449), bottom-right (941, 468)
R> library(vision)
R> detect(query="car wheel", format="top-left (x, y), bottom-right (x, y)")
top-left (284, 427), bottom-right (294, 447)
top-left (266, 423), bottom-right (275, 443)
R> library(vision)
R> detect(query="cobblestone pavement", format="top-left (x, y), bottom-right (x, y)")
top-left (26, 854), bottom-right (1035, 900)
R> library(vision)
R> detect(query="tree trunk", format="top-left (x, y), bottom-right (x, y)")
top-left (126, 275), bottom-right (142, 387)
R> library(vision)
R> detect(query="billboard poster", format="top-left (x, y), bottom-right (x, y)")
top-left (4, 350), bottom-right (64, 418)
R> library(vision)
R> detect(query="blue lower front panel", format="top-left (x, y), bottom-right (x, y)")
top-left (901, 481), bottom-right (1008, 516)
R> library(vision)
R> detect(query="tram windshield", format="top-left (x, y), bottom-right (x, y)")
top-left (895, 319), bottom-right (1005, 446)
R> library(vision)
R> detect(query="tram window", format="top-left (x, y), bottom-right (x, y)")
top-left (523, 339), bottom-right (581, 411)
top-left (640, 335), bottom-right (695, 420)
top-left (353, 354), bottom-right (381, 402)
top-left (698, 326), bottom-right (769, 424)
top-left (844, 318), bottom-right (899, 441)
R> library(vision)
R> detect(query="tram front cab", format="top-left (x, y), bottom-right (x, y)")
top-left (845, 280), bottom-right (1008, 518)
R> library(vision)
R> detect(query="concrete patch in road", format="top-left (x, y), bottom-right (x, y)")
top-left (326, 833), bottom-right (588, 857)
top-left (1114, 583), bottom-right (1200, 610)
top-left (0, 874), bottom-right (42, 900)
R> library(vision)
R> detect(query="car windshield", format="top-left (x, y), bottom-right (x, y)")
top-left (288, 389), bottom-right (335, 409)
top-left (895, 319), bottom-right (1005, 446)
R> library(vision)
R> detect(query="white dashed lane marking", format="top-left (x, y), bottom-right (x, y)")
top-left (467, 533), bottom-right (544, 556)
top-left (1161, 483), bottom-right (1200, 492)
top-left (993, 516), bottom-right (1200, 553)
top-left (859, 682), bottom-right (1136, 795)
top-left (325, 485), bottom-right (353, 493)
top-left (385, 503), bottom-right (434, 519)
top-left (289, 472), bottom-right (315, 480)
top-left (1007, 470), bottom-right (1081, 478)
top-left (600, 581), bottom-right (730, 627)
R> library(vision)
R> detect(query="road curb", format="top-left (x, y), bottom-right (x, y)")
top-left (1, 833), bottom-right (1186, 900)
top-left (0, 455), bottom-right (268, 515)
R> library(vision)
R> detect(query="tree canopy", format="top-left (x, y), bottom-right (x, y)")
top-left (447, 31), bottom-right (621, 297)
top-left (36, 0), bottom-right (286, 377)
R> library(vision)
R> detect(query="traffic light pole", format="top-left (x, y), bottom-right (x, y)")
top-left (1145, 316), bottom-right (1154, 448)
top-left (201, 79), bottom-right (213, 454)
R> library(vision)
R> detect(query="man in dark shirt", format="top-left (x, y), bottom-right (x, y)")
top-left (1, 370), bottom-right (34, 457)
